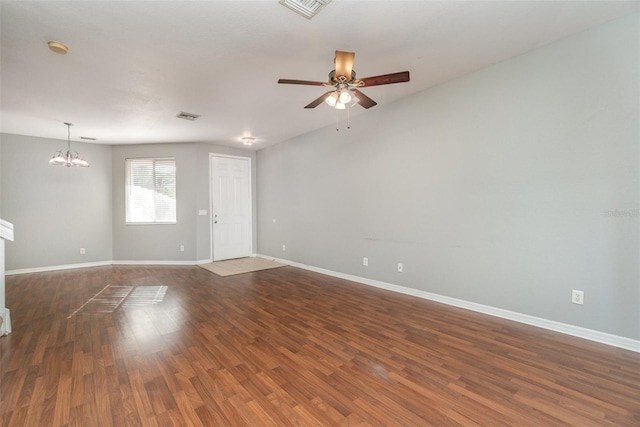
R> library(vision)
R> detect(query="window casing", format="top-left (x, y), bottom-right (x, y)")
top-left (125, 158), bottom-right (176, 224)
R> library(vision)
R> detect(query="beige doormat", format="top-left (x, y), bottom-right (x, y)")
top-left (198, 257), bottom-right (287, 277)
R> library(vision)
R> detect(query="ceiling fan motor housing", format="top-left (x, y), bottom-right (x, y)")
top-left (329, 70), bottom-right (357, 84)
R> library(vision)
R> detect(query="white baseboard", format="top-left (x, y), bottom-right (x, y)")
top-left (112, 260), bottom-right (197, 266)
top-left (7, 256), bottom-right (261, 274)
top-left (256, 254), bottom-right (640, 353)
top-left (5, 260), bottom-right (113, 276)
top-left (6, 259), bottom-right (201, 275)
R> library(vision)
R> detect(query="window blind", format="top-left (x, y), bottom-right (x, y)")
top-left (125, 158), bottom-right (176, 224)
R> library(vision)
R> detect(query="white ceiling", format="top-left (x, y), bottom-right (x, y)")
top-left (1, 1), bottom-right (637, 151)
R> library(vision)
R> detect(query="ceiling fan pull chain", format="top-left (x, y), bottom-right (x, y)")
top-left (347, 103), bottom-right (351, 129)
top-left (336, 108), bottom-right (340, 131)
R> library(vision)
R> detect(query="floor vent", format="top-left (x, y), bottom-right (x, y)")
top-left (279, 0), bottom-right (331, 19)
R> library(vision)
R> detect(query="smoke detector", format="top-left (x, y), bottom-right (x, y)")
top-left (48, 41), bottom-right (68, 54)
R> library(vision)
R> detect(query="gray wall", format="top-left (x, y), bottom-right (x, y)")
top-left (0, 136), bottom-right (255, 268)
top-left (0, 133), bottom-right (113, 270)
top-left (111, 143), bottom-right (199, 262)
top-left (257, 14), bottom-right (639, 340)
top-left (111, 142), bottom-right (256, 262)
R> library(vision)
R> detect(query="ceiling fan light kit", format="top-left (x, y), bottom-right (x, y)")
top-left (278, 50), bottom-right (410, 113)
top-left (338, 88), bottom-right (351, 104)
top-left (325, 92), bottom-right (338, 107)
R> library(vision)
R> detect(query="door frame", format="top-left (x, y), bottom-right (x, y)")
top-left (209, 153), bottom-right (253, 262)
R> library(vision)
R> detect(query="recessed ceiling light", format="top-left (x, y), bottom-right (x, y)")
top-left (48, 40), bottom-right (68, 54)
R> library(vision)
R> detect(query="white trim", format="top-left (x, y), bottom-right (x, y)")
top-left (256, 254), bottom-right (640, 353)
top-left (6, 260), bottom-right (113, 276)
top-left (111, 260), bottom-right (197, 266)
top-left (0, 307), bottom-right (11, 336)
top-left (0, 219), bottom-right (14, 241)
top-left (6, 260), bottom-right (200, 275)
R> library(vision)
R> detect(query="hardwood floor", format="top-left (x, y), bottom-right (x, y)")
top-left (1, 265), bottom-right (638, 426)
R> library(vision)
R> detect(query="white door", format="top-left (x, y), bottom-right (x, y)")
top-left (210, 155), bottom-right (252, 261)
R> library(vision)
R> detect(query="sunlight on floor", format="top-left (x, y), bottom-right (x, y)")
top-left (67, 285), bottom-right (168, 318)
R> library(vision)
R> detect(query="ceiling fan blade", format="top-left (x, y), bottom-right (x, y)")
top-left (334, 51), bottom-right (355, 81)
top-left (278, 79), bottom-right (326, 86)
top-left (351, 89), bottom-right (377, 109)
top-left (359, 71), bottom-right (410, 87)
top-left (305, 91), bottom-right (334, 109)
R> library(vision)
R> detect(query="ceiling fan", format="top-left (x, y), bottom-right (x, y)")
top-left (278, 50), bottom-right (410, 110)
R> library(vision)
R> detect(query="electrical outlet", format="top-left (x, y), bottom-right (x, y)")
top-left (397, 263), bottom-right (403, 273)
top-left (572, 290), bottom-right (584, 305)
top-left (180, 245), bottom-right (185, 252)
top-left (282, 244), bottom-right (286, 252)
top-left (79, 248), bottom-right (85, 255)
top-left (363, 257), bottom-right (368, 266)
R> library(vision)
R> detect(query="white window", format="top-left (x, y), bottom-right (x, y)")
top-left (125, 158), bottom-right (176, 224)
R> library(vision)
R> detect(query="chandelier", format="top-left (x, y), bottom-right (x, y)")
top-left (49, 122), bottom-right (89, 167)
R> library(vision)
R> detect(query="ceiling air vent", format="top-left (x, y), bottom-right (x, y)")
top-left (279, 0), bottom-right (331, 19)
top-left (176, 111), bottom-right (200, 121)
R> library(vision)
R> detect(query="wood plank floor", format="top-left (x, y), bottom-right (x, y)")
top-left (1, 265), bottom-right (638, 426)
